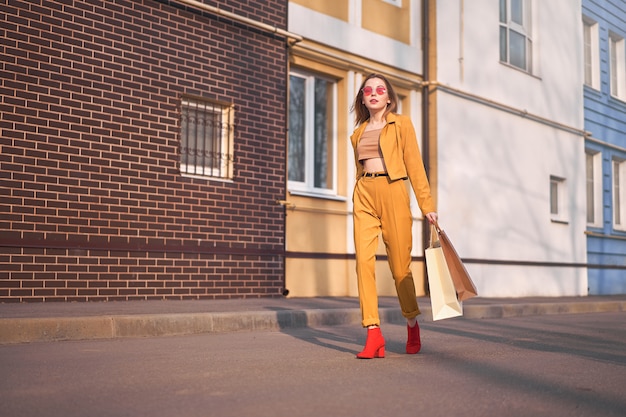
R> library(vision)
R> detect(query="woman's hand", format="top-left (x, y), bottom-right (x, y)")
top-left (425, 212), bottom-right (438, 225)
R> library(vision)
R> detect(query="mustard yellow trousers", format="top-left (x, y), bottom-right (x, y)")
top-left (353, 176), bottom-right (420, 327)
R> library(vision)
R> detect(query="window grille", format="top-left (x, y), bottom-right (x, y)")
top-left (180, 97), bottom-right (234, 179)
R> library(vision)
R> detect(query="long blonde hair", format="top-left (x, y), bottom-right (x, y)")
top-left (350, 73), bottom-right (399, 126)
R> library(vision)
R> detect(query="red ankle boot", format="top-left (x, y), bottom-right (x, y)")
top-left (406, 322), bottom-right (421, 354)
top-left (357, 327), bottom-right (385, 359)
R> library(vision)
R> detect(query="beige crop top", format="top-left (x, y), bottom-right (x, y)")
top-left (356, 128), bottom-right (383, 161)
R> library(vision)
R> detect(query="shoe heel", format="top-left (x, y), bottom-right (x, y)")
top-left (356, 327), bottom-right (386, 359)
top-left (406, 322), bottom-right (422, 354)
top-left (376, 346), bottom-right (385, 358)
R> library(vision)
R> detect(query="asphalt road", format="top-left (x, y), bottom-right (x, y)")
top-left (1, 312), bottom-right (625, 417)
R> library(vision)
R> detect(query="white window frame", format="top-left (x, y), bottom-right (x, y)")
top-left (288, 70), bottom-right (338, 197)
top-left (550, 175), bottom-right (568, 223)
top-left (609, 33), bottom-right (626, 101)
top-left (585, 150), bottom-right (603, 227)
top-left (613, 158), bottom-right (626, 231)
top-left (382, 0), bottom-right (402, 7)
top-left (180, 97), bottom-right (235, 180)
top-left (499, 0), bottom-right (533, 73)
top-left (583, 16), bottom-right (600, 90)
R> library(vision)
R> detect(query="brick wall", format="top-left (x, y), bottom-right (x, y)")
top-left (0, 0), bottom-right (288, 302)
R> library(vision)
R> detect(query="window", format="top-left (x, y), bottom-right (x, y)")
top-left (609, 33), bottom-right (626, 100)
top-left (499, 0), bottom-right (532, 72)
top-left (586, 150), bottom-right (603, 226)
top-left (583, 17), bottom-right (600, 89)
top-left (550, 175), bottom-right (568, 223)
top-left (288, 71), bottom-right (337, 195)
top-left (180, 97), bottom-right (234, 179)
top-left (613, 158), bottom-right (626, 230)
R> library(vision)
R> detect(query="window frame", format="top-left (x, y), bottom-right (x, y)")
top-left (609, 33), bottom-right (626, 101)
top-left (585, 150), bottom-right (603, 227)
top-left (550, 175), bottom-right (568, 224)
top-left (499, 0), bottom-right (533, 73)
top-left (287, 70), bottom-right (339, 197)
top-left (583, 16), bottom-right (600, 90)
top-left (613, 158), bottom-right (626, 231)
top-left (179, 96), bottom-right (235, 180)
top-left (382, 0), bottom-right (402, 7)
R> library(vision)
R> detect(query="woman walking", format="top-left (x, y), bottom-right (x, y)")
top-left (350, 73), bottom-right (438, 359)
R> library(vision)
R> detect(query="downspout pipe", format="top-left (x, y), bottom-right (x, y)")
top-left (282, 12), bottom-right (294, 297)
top-left (421, 0), bottom-right (431, 295)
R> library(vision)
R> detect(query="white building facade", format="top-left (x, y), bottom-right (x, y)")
top-left (284, 0), bottom-right (591, 298)
top-left (434, 0), bottom-right (588, 296)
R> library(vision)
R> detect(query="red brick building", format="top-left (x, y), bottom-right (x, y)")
top-left (0, 0), bottom-right (294, 301)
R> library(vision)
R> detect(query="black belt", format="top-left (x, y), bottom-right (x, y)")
top-left (363, 172), bottom-right (388, 178)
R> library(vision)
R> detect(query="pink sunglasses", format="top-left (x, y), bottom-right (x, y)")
top-left (362, 86), bottom-right (387, 96)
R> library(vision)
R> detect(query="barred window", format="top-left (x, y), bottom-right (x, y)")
top-left (180, 96), bottom-right (234, 179)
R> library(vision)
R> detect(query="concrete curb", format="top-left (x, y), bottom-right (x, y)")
top-left (1, 299), bottom-right (625, 345)
top-left (461, 299), bottom-right (626, 319)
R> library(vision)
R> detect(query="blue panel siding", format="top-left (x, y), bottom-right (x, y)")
top-left (587, 235), bottom-right (626, 294)
top-left (587, 236), bottom-right (626, 265)
top-left (588, 268), bottom-right (626, 294)
top-left (583, 0), bottom-right (626, 295)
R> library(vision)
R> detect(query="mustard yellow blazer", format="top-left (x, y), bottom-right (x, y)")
top-left (350, 113), bottom-right (436, 215)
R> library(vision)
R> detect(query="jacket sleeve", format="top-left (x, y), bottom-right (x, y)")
top-left (399, 117), bottom-right (437, 215)
top-left (350, 124), bottom-right (366, 180)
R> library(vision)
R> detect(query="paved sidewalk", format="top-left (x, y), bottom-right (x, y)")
top-left (0, 295), bottom-right (625, 344)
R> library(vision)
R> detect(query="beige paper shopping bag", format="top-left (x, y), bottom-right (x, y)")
top-left (425, 226), bottom-right (463, 321)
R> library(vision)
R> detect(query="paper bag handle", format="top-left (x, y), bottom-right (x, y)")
top-left (429, 223), bottom-right (440, 248)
